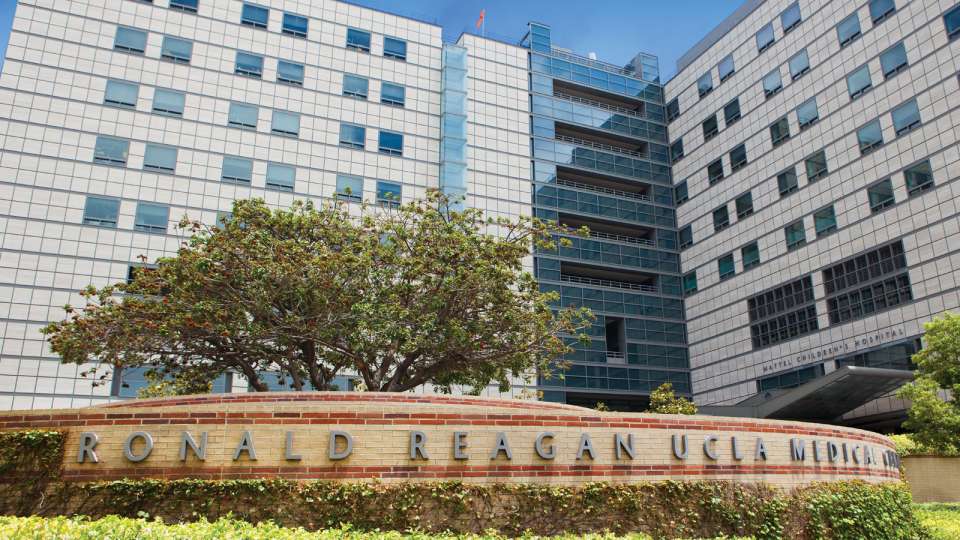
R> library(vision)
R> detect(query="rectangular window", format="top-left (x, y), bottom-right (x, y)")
top-left (83, 197), bottom-right (120, 227)
top-left (346, 28), bottom-right (371, 52)
top-left (823, 241), bottom-right (908, 295)
top-left (947, 5), bottom-right (960, 40)
top-left (377, 180), bottom-right (402, 207)
top-left (93, 136), bottom-right (129, 166)
top-left (707, 158), bottom-right (724, 185)
top-left (891, 99), bottom-right (921, 136)
top-left (666, 98), bottom-right (680, 121)
top-left (788, 49), bottom-right (809, 80)
top-left (228, 102), bottom-right (258, 129)
top-left (748, 276), bottom-right (818, 349)
top-left (169, 0), bottom-right (198, 12)
top-left (683, 272), bottom-right (698, 296)
top-left (343, 74), bottom-right (369, 99)
top-left (114, 26), bottom-right (147, 54)
top-left (241, 3), bottom-right (268, 29)
top-left (378, 131), bottom-right (403, 155)
top-left (143, 144), bottom-right (177, 173)
top-left (235, 52), bottom-right (263, 78)
top-left (869, 0), bottom-right (896, 24)
top-left (718, 54), bottom-right (735, 82)
top-left (781, 2), bottom-right (802, 33)
top-left (381, 82), bottom-right (406, 106)
top-left (880, 43), bottom-right (908, 78)
top-left (814, 206), bottom-right (837, 237)
top-left (160, 36), bottom-right (192, 63)
top-left (770, 116), bottom-right (790, 147)
top-left (336, 174), bottom-right (363, 201)
top-left (805, 150), bottom-right (828, 181)
top-left (847, 65), bottom-right (872, 99)
top-left (784, 220), bottom-right (806, 250)
top-left (675, 181), bottom-right (689, 205)
top-left (756, 23), bottom-right (775, 53)
top-left (868, 179), bottom-right (895, 212)
top-left (827, 274), bottom-right (912, 325)
top-left (735, 192), bottom-right (753, 219)
top-left (796, 98), bottom-right (819, 129)
top-left (277, 60), bottom-right (304, 85)
top-left (265, 163), bottom-right (295, 191)
top-left (702, 115), bottom-right (718, 141)
top-left (837, 13), bottom-right (862, 47)
top-left (271, 111), bottom-right (300, 137)
top-left (679, 225), bottom-right (693, 249)
top-left (762, 69), bottom-right (782, 98)
top-left (104, 80), bottom-right (138, 108)
top-left (152, 89), bottom-right (184, 116)
top-left (134, 203), bottom-right (169, 234)
top-left (778, 167), bottom-right (798, 197)
top-left (383, 37), bottom-right (407, 60)
top-left (340, 124), bottom-right (366, 149)
top-left (670, 139), bottom-right (684, 163)
top-left (697, 72), bottom-right (713, 98)
top-left (713, 205), bottom-right (730, 232)
top-left (857, 119), bottom-right (883, 155)
top-left (723, 98), bottom-right (741, 125)
top-left (742, 242), bottom-right (760, 270)
top-left (905, 160), bottom-right (934, 196)
top-left (759, 365), bottom-right (824, 391)
top-left (729, 144), bottom-right (747, 172)
top-left (221, 156), bottom-right (253, 184)
top-left (718, 253), bottom-right (735, 280)
top-left (282, 12), bottom-right (308, 38)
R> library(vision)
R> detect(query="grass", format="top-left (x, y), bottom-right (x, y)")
top-left (916, 503), bottom-right (960, 540)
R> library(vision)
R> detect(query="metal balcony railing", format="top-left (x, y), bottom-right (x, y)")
top-left (584, 229), bottom-right (655, 246)
top-left (550, 47), bottom-right (635, 77)
top-left (555, 134), bottom-right (644, 158)
top-left (606, 351), bottom-right (626, 364)
top-left (554, 178), bottom-right (651, 202)
top-left (560, 273), bottom-right (657, 293)
top-left (552, 91), bottom-right (645, 119)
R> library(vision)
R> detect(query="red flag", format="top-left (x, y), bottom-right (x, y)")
top-left (475, 9), bottom-right (485, 29)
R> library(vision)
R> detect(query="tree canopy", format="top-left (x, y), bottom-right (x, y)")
top-left (646, 382), bottom-right (697, 415)
top-left (42, 192), bottom-right (592, 395)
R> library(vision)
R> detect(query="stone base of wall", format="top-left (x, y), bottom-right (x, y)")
top-left (903, 455), bottom-right (960, 502)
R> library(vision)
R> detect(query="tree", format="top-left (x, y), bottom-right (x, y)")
top-left (42, 192), bottom-right (593, 395)
top-left (646, 382), bottom-right (697, 415)
top-left (898, 312), bottom-right (960, 454)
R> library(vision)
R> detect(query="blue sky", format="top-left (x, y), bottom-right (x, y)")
top-left (0, 1), bottom-right (742, 80)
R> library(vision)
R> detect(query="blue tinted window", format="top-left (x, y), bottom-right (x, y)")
top-left (788, 49), bottom-right (809, 80)
top-left (271, 111), bottom-right (300, 137)
top-left (104, 80), bottom-right (138, 108)
top-left (114, 26), bottom-right (147, 53)
top-left (346, 28), bottom-right (371, 52)
top-left (697, 72), bottom-right (712, 97)
top-left (339, 124), bottom-right (365, 149)
top-left (381, 82), bottom-right (405, 106)
top-left (905, 161), bottom-right (934, 195)
top-left (948, 6), bottom-right (960, 40)
top-left (847, 65), bottom-right (872, 99)
top-left (718, 254), bottom-right (735, 280)
top-left (781, 3), bottom-right (801, 33)
top-left (235, 52), bottom-right (263, 78)
top-left (784, 221), bottom-right (806, 250)
top-left (880, 43), bottom-right (908, 78)
top-left (891, 99), bottom-right (921, 136)
top-left (282, 13), bottom-right (308, 37)
top-left (241, 3), bottom-right (268, 28)
top-left (796, 98), bottom-right (819, 129)
top-left (814, 206), bottom-right (837, 237)
top-left (377, 181), bottom-right (402, 207)
top-left (869, 0), bottom-right (896, 24)
top-left (837, 14), bottom-right (862, 47)
top-left (343, 74), bottom-right (369, 98)
top-left (160, 36), bottom-right (192, 63)
top-left (93, 136), bottom-right (129, 166)
top-left (143, 144), bottom-right (177, 172)
top-left (762, 69), bottom-right (782, 98)
top-left (756, 23), bottom-right (775, 52)
top-left (169, 0), bottom-right (198, 12)
top-left (222, 156), bottom-right (253, 184)
top-left (134, 203), bottom-right (169, 234)
top-left (152, 89), bottom-right (185, 116)
top-left (228, 102), bottom-right (258, 129)
top-left (378, 131), bottom-right (403, 155)
top-left (336, 174), bottom-right (363, 200)
top-left (265, 163), bottom-right (295, 191)
top-left (277, 60), bottom-right (304, 85)
top-left (718, 54), bottom-right (734, 82)
top-left (83, 197), bottom-right (120, 227)
top-left (384, 37), bottom-right (407, 60)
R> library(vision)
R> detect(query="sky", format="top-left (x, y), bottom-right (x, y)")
top-left (0, 0), bottom-right (743, 80)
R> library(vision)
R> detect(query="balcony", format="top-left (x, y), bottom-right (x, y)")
top-left (559, 213), bottom-right (657, 248)
top-left (554, 79), bottom-right (646, 115)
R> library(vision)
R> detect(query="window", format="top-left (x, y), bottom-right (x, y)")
top-left (152, 89), bottom-right (184, 116)
top-left (169, 0), bottom-right (197, 13)
top-left (718, 54), bottom-right (735, 82)
top-left (904, 160), bottom-right (934, 196)
top-left (947, 5), bottom-right (960, 40)
top-left (670, 139), bottom-right (684, 163)
top-left (718, 253), bottom-right (735, 280)
top-left (343, 74), bottom-right (369, 99)
top-left (336, 174), bottom-right (363, 201)
top-left (723, 98), bottom-right (741, 125)
top-left (707, 158), bottom-right (724, 185)
top-left (847, 65), bottom-right (872, 99)
top-left (784, 221), bottom-right (806, 250)
top-left (778, 167), bottom-right (798, 197)
top-left (762, 69), bottom-right (782, 98)
top-left (93, 136), bottom-right (129, 166)
top-left (683, 272), bottom-right (698, 296)
top-left (134, 203), bottom-right (169, 234)
top-left (868, 179), bottom-right (895, 212)
top-left (114, 26), bottom-right (147, 54)
top-left (228, 103), bottom-right (258, 129)
top-left (143, 144), bottom-right (177, 173)
top-left (713, 205), bottom-right (730, 232)
top-left (104, 80), bottom-right (138, 108)
top-left (265, 163), bottom-right (295, 191)
top-left (756, 23), bottom-right (775, 53)
top-left (869, 0), bottom-right (896, 24)
top-left (735, 192), bottom-right (753, 219)
top-left (781, 2), bottom-right (802, 33)
top-left (702, 115), bottom-right (718, 141)
top-left (805, 150), bottom-right (828, 181)
top-left (377, 181), bottom-right (402, 207)
top-left (788, 49), bottom-right (809, 80)
top-left (824, 243), bottom-right (912, 324)
top-left (814, 206), bottom-right (837, 237)
top-left (679, 226), bottom-right (693, 249)
top-left (83, 197), bottom-right (120, 227)
top-left (221, 156), bottom-right (253, 184)
top-left (827, 274), bottom-right (912, 325)
top-left (241, 3), bottom-right (268, 28)
top-left (160, 36), bottom-right (192, 63)
top-left (277, 60), bottom-right (304, 85)
top-left (742, 242), bottom-right (760, 270)
top-left (282, 12), bottom-right (308, 38)
top-left (666, 98), bottom-right (680, 121)
top-left (729, 144), bottom-right (747, 172)
top-left (271, 111), bottom-right (300, 137)
top-left (837, 13), bottom-right (862, 47)
top-left (770, 116), bottom-right (790, 147)
top-left (381, 82), bottom-right (405, 107)
top-left (822, 242), bottom-right (908, 295)
top-left (383, 37), bottom-right (407, 60)
top-left (857, 119), bottom-right (883, 155)
top-left (880, 43), bottom-right (908, 79)
top-left (748, 277), bottom-right (818, 349)
top-left (235, 52), bottom-right (263, 78)
top-left (891, 99), bottom-right (921, 136)
top-left (796, 98), bottom-right (819, 130)
top-left (697, 72), bottom-right (713, 98)
top-left (346, 28), bottom-right (371, 52)
top-left (378, 131), bottom-right (403, 155)
top-left (340, 124), bottom-right (365, 149)
top-left (675, 181), bottom-right (688, 205)
top-left (759, 365), bottom-right (824, 391)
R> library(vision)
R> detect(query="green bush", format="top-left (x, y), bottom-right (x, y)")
top-left (915, 503), bottom-right (960, 540)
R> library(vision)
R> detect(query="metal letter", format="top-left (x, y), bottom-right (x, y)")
top-left (489, 432), bottom-right (512, 460)
top-left (535, 432), bottom-right (556, 460)
top-left (852, 444), bottom-right (861, 464)
top-left (576, 433), bottom-right (595, 460)
top-left (672, 434), bottom-right (688, 459)
top-left (703, 435), bottom-right (718, 460)
top-left (328, 430), bottom-right (353, 460)
top-left (615, 434), bottom-right (635, 460)
top-left (791, 438), bottom-right (805, 461)
top-left (842, 442), bottom-right (849, 462)
top-left (813, 440), bottom-right (823, 462)
top-left (731, 436), bottom-right (743, 461)
top-left (453, 431), bottom-right (469, 460)
top-left (828, 441), bottom-right (840, 462)
top-left (865, 446), bottom-right (875, 465)
top-left (285, 431), bottom-right (302, 461)
top-left (755, 438), bottom-right (768, 461)
top-left (410, 430), bottom-right (429, 460)
top-left (233, 430), bottom-right (257, 461)
top-left (77, 432), bottom-right (99, 463)
top-left (179, 431), bottom-right (207, 461)
top-left (123, 431), bottom-right (154, 462)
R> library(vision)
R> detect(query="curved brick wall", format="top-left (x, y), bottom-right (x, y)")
top-left (0, 392), bottom-right (900, 488)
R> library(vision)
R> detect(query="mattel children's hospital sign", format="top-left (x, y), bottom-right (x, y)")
top-left (0, 393), bottom-right (900, 488)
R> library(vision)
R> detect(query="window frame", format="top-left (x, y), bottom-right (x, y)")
top-left (735, 192), bottom-right (754, 219)
top-left (674, 181), bottom-right (689, 205)
top-left (383, 37), bottom-right (407, 61)
top-left (713, 205), bottom-right (730, 232)
top-left (265, 162), bottom-right (296, 192)
top-left (271, 110), bottom-right (301, 138)
top-left (169, 0), bottom-right (198, 13)
top-left (82, 196), bottom-right (121, 228)
top-left (666, 98), bottom-right (680, 122)
top-left (682, 271), bottom-right (698, 296)
top-left (221, 155), bottom-right (253, 184)
top-left (134, 202), bottom-right (170, 234)
top-left (93, 135), bottom-right (129, 166)
top-left (143, 143), bottom-right (177, 173)
top-left (679, 225), bottom-right (693, 250)
top-left (378, 130), bottom-right (404, 156)
top-left (235, 51), bottom-right (264, 78)
top-left (762, 69), bottom-right (783, 99)
top-left (837, 13), bottom-right (862, 47)
top-left (788, 49), bottom-right (809, 80)
top-left (729, 144), bottom-right (748, 172)
top-left (718, 253), bottom-right (736, 281)
top-left (114, 26), bottom-right (147, 54)
top-left (346, 28), bottom-right (372, 52)
top-left (723, 98), bottom-right (741, 125)
top-left (813, 205), bottom-right (838, 237)
top-left (702, 114), bottom-right (719, 141)
top-left (342, 74), bottom-right (369, 99)
top-left (867, 178), bottom-right (895, 213)
top-left (869, 0), bottom-right (896, 25)
top-left (847, 65), bottom-right (873, 99)
top-left (856, 119), bottom-right (884, 155)
top-left (718, 54), bottom-right (735, 82)
top-left (339, 123), bottom-right (366, 149)
top-left (160, 35), bottom-right (192, 64)
top-left (336, 174), bottom-right (364, 201)
top-left (282, 12), bottom-right (308, 38)
top-left (697, 72), bottom-right (713, 98)
top-left (381, 82), bottom-right (406, 107)
top-left (781, 2), bottom-right (802, 34)
top-left (104, 80), bottom-right (138, 109)
top-left (241, 3), bottom-right (269, 29)
top-left (670, 138), bottom-right (684, 163)
top-left (707, 158), bottom-right (724, 185)
top-left (277, 60), bottom-right (305, 85)
top-left (756, 23), bottom-right (775, 53)
top-left (778, 167), bottom-right (798, 197)
top-left (742, 242), bottom-right (761, 270)
top-left (376, 180), bottom-right (402, 208)
top-left (891, 99), bottom-right (921, 136)
top-left (152, 88), bottom-right (185, 117)
top-left (796, 97), bottom-right (819, 130)
top-left (769, 116), bottom-right (791, 147)
top-left (904, 160), bottom-right (934, 196)
top-left (784, 220), bottom-right (807, 251)
top-left (228, 102), bottom-right (258, 130)
top-left (947, 5), bottom-right (960, 41)
top-left (805, 149), bottom-right (829, 181)
top-left (880, 42), bottom-right (909, 79)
